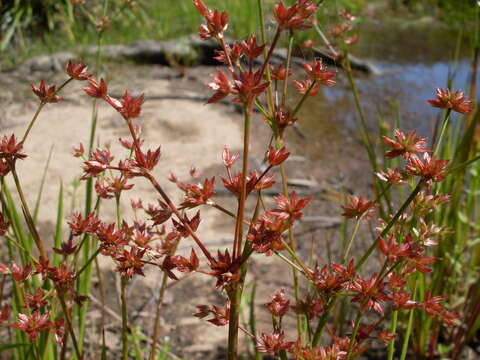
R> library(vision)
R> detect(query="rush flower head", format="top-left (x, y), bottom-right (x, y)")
top-left (214, 42), bottom-right (243, 65)
top-left (47, 263), bottom-right (76, 291)
top-left (339, 8), bottom-right (356, 21)
top-left (0, 134), bottom-right (27, 162)
top-left (294, 78), bottom-right (320, 96)
top-left (378, 235), bottom-right (411, 262)
top-left (293, 294), bottom-right (324, 320)
top-left (145, 200), bottom-right (172, 226)
top-left (351, 273), bottom-right (389, 315)
top-left (273, 0), bottom-right (319, 30)
top-left (65, 60), bottom-right (91, 80)
top-left (84, 78), bottom-right (108, 99)
top-left (81, 148), bottom-right (114, 179)
top-left (427, 88), bottom-right (473, 114)
top-left (24, 289), bottom-right (48, 312)
top-left (10, 312), bottom-right (53, 340)
top-left (270, 192), bottom-right (310, 220)
top-left (134, 146), bottom-right (161, 171)
top-left (114, 247), bottom-right (146, 278)
top-left (303, 59), bottom-right (336, 86)
top-left (265, 289), bottom-right (290, 317)
top-left (267, 146), bottom-right (290, 166)
top-left (272, 106), bottom-right (298, 131)
top-left (270, 64), bottom-right (291, 81)
top-left (207, 71), bottom-right (234, 104)
top-left (72, 143), bottom-right (85, 158)
top-left (222, 145), bottom-right (239, 167)
top-left (116, 90), bottom-right (145, 119)
top-left (221, 171), bottom-right (258, 197)
top-left (31, 80), bottom-right (62, 103)
top-left (10, 262), bottom-right (32, 282)
top-left (382, 129), bottom-right (429, 159)
top-left (53, 236), bottom-right (77, 256)
top-left (247, 214), bottom-right (287, 255)
top-left (179, 177), bottom-right (216, 208)
top-left (194, 0), bottom-right (229, 39)
top-left (68, 212), bottom-right (101, 236)
top-left (341, 195), bottom-right (374, 219)
top-left (170, 249), bottom-right (200, 273)
top-left (376, 168), bottom-right (407, 185)
top-left (329, 23), bottom-right (353, 39)
top-left (240, 34), bottom-right (265, 61)
top-left (233, 70), bottom-right (269, 113)
top-left (256, 329), bottom-right (294, 354)
top-left (309, 262), bottom-right (353, 295)
top-left (194, 300), bottom-right (230, 326)
top-left (412, 191), bottom-right (450, 215)
top-left (406, 153), bottom-right (449, 183)
top-left (207, 249), bottom-right (241, 288)
top-left (421, 291), bottom-right (459, 326)
top-left (172, 211), bottom-right (201, 238)
top-left (391, 291), bottom-right (418, 310)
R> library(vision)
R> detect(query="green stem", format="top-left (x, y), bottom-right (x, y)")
top-left (75, 247), bottom-right (101, 279)
top-left (8, 164), bottom-right (48, 262)
top-left (292, 80), bottom-right (317, 117)
top-left (121, 276), bottom-right (129, 360)
top-left (400, 282), bottom-right (418, 360)
top-left (387, 310), bottom-right (398, 360)
top-left (281, 32), bottom-right (294, 106)
top-left (312, 297), bottom-right (336, 346)
top-left (343, 217), bottom-right (362, 263)
top-left (346, 310), bottom-right (362, 360)
top-left (434, 109), bottom-right (452, 156)
top-left (257, 0), bottom-right (275, 114)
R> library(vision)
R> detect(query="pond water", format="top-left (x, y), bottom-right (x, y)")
top-left (295, 20), bottom-right (478, 159)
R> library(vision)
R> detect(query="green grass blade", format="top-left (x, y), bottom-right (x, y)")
top-left (53, 182), bottom-right (64, 267)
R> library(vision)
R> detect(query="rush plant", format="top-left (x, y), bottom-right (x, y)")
top-left (0, 1), bottom-right (478, 360)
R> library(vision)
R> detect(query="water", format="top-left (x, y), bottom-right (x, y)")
top-left (294, 20), bottom-right (478, 158)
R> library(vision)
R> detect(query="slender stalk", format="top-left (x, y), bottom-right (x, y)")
top-left (433, 109), bottom-right (452, 156)
top-left (312, 297), bottom-right (336, 346)
top-left (233, 109), bottom-right (252, 258)
top-left (281, 32), bottom-right (294, 106)
top-left (57, 290), bottom-right (82, 360)
top-left (8, 163), bottom-right (48, 262)
top-left (292, 80), bottom-right (317, 117)
top-left (274, 252), bottom-right (304, 273)
top-left (342, 217), bottom-right (362, 263)
top-left (21, 103), bottom-right (45, 144)
top-left (120, 276), bottom-right (129, 360)
top-left (75, 248), bottom-right (101, 279)
top-left (148, 270), bottom-right (170, 359)
top-left (400, 282), bottom-right (418, 360)
top-left (257, 0), bottom-right (275, 114)
top-left (346, 310), bottom-right (362, 360)
top-left (387, 310), bottom-right (398, 360)
top-left (228, 108), bottom-right (252, 360)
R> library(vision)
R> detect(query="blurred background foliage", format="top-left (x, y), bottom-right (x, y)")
top-left (0, 0), bottom-right (478, 63)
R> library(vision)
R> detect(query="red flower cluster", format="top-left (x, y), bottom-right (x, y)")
top-left (273, 0), bottom-right (319, 30)
top-left (428, 89), bottom-right (473, 114)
